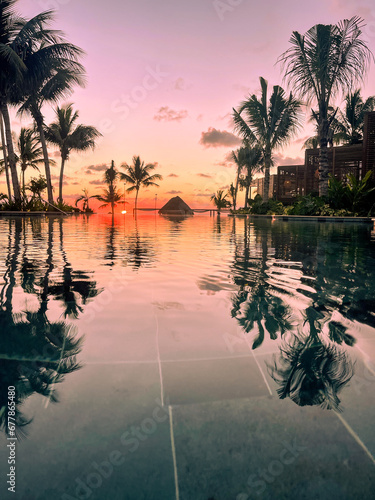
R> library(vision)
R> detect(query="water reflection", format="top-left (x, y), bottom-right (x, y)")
top-left (228, 219), bottom-right (375, 410)
top-left (0, 218), bottom-right (100, 436)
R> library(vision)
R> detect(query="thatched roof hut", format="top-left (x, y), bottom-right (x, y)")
top-left (159, 196), bottom-right (194, 215)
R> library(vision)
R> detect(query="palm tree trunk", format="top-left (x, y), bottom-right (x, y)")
top-left (0, 103), bottom-right (21, 202)
top-left (22, 168), bottom-right (25, 199)
top-left (135, 188), bottom-right (139, 213)
top-left (263, 153), bottom-right (271, 203)
top-left (319, 119), bottom-right (330, 197)
top-left (0, 110), bottom-right (12, 200)
top-left (244, 182), bottom-right (250, 209)
top-left (59, 156), bottom-right (66, 204)
top-left (234, 168), bottom-right (240, 211)
top-left (33, 110), bottom-right (54, 205)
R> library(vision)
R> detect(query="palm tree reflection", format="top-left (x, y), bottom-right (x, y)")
top-left (268, 307), bottom-right (354, 411)
top-left (0, 217), bottom-right (99, 436)
top-left (231, 221), bottom-right (293, 349)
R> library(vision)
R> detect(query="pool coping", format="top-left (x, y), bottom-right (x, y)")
top-left (0, 211), bottom-right (70, 217)
top-left (228, 214), bottom-right (374, 224)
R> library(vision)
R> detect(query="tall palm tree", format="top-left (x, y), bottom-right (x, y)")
top-left (233, 77), bottom-right (301, 202)
top-left (0, 0), bottom-right (27, 202)
top-left (16, 128), bottom-right (45, 197)
top-left (44, 104), bottom-right (101, 203)
top-left (303, 107), bottom-right (341, 149)
top-left (239, 145), bottom-right (263, 208)
top-left (230, 149), bottom-right (243, 211)
top-left (14, 11), bottom-right (85, 204)
top-left (120, 156), bottom-right (162, 212)
top-left (0, 110), bottom-right (12, 199)
top-left (335, 90), bottom-right (375, 145)
top-left (279, 17), bottom-right (373, 196)
top-left (210, 189), bottom-right (231, 213)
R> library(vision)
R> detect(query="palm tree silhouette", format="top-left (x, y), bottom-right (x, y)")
top-left (335, 90), bottom-right (375, 145)
top-left (278, 17), bottom-right (373, 196)
top-left (233, 77), bottom-right (301, 202)
top-left (44, 104), bottom-right (101, 203)
top-left (15, 11), bottom-right (85, 204)
top-left (268, 306), bottom-right (354, 410)
top-left (120, 156), bottom-right (162, 212)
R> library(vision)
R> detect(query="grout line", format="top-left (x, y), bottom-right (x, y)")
top-left (169, 405), bottom-right (180, 500)
top-left (153, 309), bottom-right (164, 407)
top-left (251, 349), bottom-right (273, 396)
top-left (240, 330), bottom-right (273, 396)
top-left (335, 412), bottom-right (375, 466)
top-left (354, 345), bottom-right (375, 377)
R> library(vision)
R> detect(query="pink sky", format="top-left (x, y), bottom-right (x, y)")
top-left (4, 0), bottom-right (375, 209)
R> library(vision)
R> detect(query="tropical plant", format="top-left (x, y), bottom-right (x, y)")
top-left (97, 161), bottom-right (123, 216)
top-left (210, 189), bottom-right (231, 213)
top-left (346, 171), bottom-right (375, 213)
top-left (230, 148), bottom-right (244, 211)
top-left (75, 188), bottom-right (98, 213)
top-left (28, 175), bottom-right (48, 199)
top-left (15, 128), bottom-right (45, 197)
top-left (335, 90), bottom-right (375, 145)
top-left (279, 17), bottom-right (373, 196)
top-left (44, 104), bottom-right (101, 203)
top-left (120, 156), bottom-right (162, 211)
top-left (233, 77), bottom-right (301, 202)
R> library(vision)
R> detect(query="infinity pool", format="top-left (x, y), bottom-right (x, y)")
top-left (1, 214), bottom-right (375, 500)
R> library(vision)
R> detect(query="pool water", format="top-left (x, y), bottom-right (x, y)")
top-left (0, 214), bottom-right (375, 500)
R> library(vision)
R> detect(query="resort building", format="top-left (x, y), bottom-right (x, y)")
top-left (254, 111), bottom-right (375, 203)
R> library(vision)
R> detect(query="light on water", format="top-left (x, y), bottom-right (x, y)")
top-left (1, 214), bottom-right (375, 500)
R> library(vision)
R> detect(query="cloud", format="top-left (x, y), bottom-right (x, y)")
top-left (196, 173), bottom-right (212, 178)
top-left (167, 173), bottom-right (179, 178)
top-left (72, 181), bottom-right (80, 185)
top-left (193, 193), bottom-right (211, 197)
top-left (89, 179), bottom-right (104, 185)
top-left (273, 154), bottom-right (304, 166)
top-left (166, 190), bottom-right (182, 194)
top-left (199, 128), bottom-right (241, 148)
top-left (154, 106), bottom-right (188, 122)
top-left (196, 114), bottom-right (203, 122)
top-left (173, 78), bottom-right (191, 91)
top-left (85, 163), bottom-right (107, 173)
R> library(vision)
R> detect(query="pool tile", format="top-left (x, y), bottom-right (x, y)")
top-left (172, 397), bottom-right (375, 500)
top-left (162, 357), bottom-right (270, 405)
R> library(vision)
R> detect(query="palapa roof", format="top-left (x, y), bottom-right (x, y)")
top-left (159, 196), bottom-right (194, 215)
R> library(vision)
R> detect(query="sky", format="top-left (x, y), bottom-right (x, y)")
top-left (4, 0), bottom-right (375, 209)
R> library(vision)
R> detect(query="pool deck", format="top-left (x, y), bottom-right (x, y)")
top-left (228, 214), bottom-right (374, 224)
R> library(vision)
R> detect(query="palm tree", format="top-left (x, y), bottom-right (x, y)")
top-left (335, 90), bottom-right (375, 145)
top-left (44, 104), bottom-right (101, 203)
top-left (14, 12), bottom-right (85, 205)
top-left (97, 161), bottom-right (123, 217)
top-left (239, 145), bottom-right (263, 208)
top-left (210, 189), bottom-right (231, 213)
top-left (230, 149), bottom-right (243, 211)
top-left (303, 107), bottom-right (341, 149)
top-left (120, 156), bottom-right (162, 212)
top-left (0, 0), bottom-right (27, 202)
top-left (75, 188), bottom-right (99, 213)
top-left (0, 110), bottom-right (12, 199)
top-left (16, 128), bottom-right (45, 197)
top-left (233, 77), bottom-right (301, 202)
top-left (279, 17), bottom-right (373, 196)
